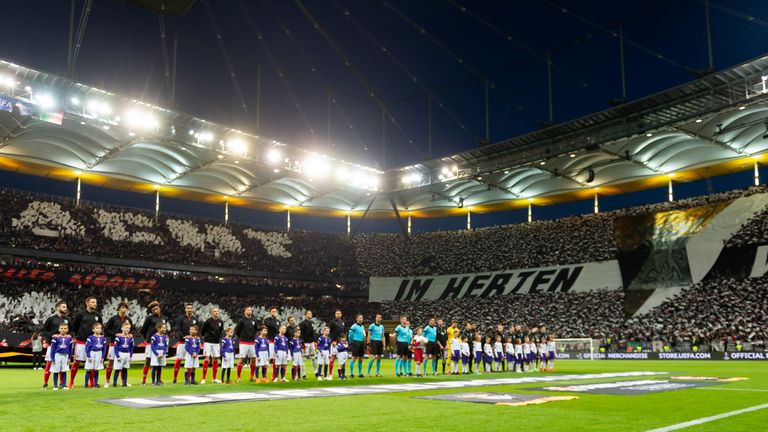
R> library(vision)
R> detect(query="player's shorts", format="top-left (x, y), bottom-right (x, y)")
top-left (113, 352), bottom-right (131, 370)
top-left (107, 344), bottom-right (115, 360)
top-left (474, 352), bottom-right (483, 363)
top-left (330, 344), bottom-right (338, 356)
top-left (175, 342), bottom-right (186, 359)
top-left (257, 351), bottom-right (270, 367)
top-left (426, 342), bottom-right (439, 357)
top-left (291, 351), bottom-right (303, 366)
top-left (396, 342), bottom-right (409, 357)
top-left (451, 349), bottom-right (460, 362)
top-left (483, 353), bottom-right (493, 363)
top-left (275, 350), bottom-right (288, 366)
top-left (369, 340), bottom-right (383, 356)
top-left (203, 342), bottom-right (221, 357)
top-left (44, 346), bottom-right (52, 362)
top-left (143, 345), bottom-right (152, 360)
top-left (517, 353), bottom-right (524, 363)
top-left (150, 352), bottom-right (167, 367)
top-left (221, 352), bottom-right (235, 369)
top-left (336, 351), bottom-right (348, 365)
top-left (317, 350), bottom-right (330, 365)
top-left (268, 341), bottom-right (275, 359)
top-left (506, 353), bottom-right (515, 363)
top-left (184, 353), bottom-right (199, 369)
top-left (84, 351), bottom-right (104, 370)
top-left (350, 341), bottom-right (365, 357)
top-left (74, 342), bottom-right (87, 362)
top-left (494, 354), bottom-right (503, 362)
top-left (303, 343), bottom-right (316, 358)
top-left (238, 343), bottom-right (256, 359)
top-left (414, 349), bottom-right (424, 363)
top-left (50, 353), bottom-right (69, 373)
top-left (548, 351), bottom-right (555, 361)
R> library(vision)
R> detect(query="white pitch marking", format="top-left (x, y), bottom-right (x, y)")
top-left (646, 403), bottom-right (768, 432)
top-left (697, 387), bottom-right (768, 393)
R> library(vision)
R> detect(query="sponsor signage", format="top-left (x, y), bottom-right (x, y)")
top-left (101, 371), bottom-right (664, 408)
top-left (556, 351), bottom-right (767, 361)
top-left (413, 392), bottom-right (577, 406)
top-left (528, 379), bottom-right (724, 395)
top-left (369, 260), bottom-right (622, 302)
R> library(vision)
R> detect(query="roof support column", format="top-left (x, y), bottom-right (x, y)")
top-left (224, 199), bottom-right (229, 225)
top-left (466, 210), bottom-right (472, 230)
top-left (668, 178), bottom-right (674, 202)
top-left (594, 192), bottom-right (599, 214)
top-left (155, 189), bottom-right (160, 221)
top-left (407, 212), bottom-right (412, 237)
top-left (527, 202), bottom-right (533, 223)
top-left (346, 212), bottom-right (351, 239)
top-left (75, 176), bottom-right (81, 207)
top-left (287, 209), bottom-right (291, 232)
top-left (755, 161), bottom-right (760, 186)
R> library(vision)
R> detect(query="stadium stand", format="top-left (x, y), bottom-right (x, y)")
top-left (1, 186), bottom-right (768, 352)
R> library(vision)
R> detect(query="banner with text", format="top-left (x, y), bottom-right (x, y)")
top-left (369, 260), bottom-right (622, 302)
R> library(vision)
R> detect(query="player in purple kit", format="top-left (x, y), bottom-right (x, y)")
top-left (150, 322), bottom-right (169, 386)
top-left (70, 296), bottom-right (102, 389)
top-left (140, 301), bottom-right (169, 386)
top-left (220, 327), bottom-right (235, 384)
top-left (273, 325), bottom-right (289, 382)
top-left (172, 303), bottom-right (199, 385)
top-left (103, 302), bottom-right (132, 386)
top-left (40, 300), bottom-right (69, 389)
top-left (289, 328), bottom-right (303, 381)
top-left (84, 322), bottom-right (107, 388)
top-left (255, 327), bottom-right (271, 383)
top-left (336, 335), bottom-right (349, 380)
top-left (111, 321), bottom-right (133, 387)
top-left (316, 327), bottom-right (332, 380)
top-left (50, 323), bottom-right (73, 390)
top-left (184, 325), bottom-right (201, 385)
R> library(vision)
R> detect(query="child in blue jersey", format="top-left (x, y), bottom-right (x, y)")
top-left (289, 328), bottom-right (303, 381)
top-left (493, 335), bottom-right (503, 372)
top-left (50, 323), bottom-right (73, 390)
top-left (472, 334), bottom-right (483, 374)
top-left (449, 335), bottom-right (462, 374)
top-left (184, 325), bottom-right (201, 385)
top-left (112, 321), bottom-right (133, 387)
top-left (460, 336), bottom-right (470, 374)
top-left (84, 322), bottom-right (108, 388)
top-left (150, 323), bottom-right (169, 386)
top-left (483, 336), bottom-right (494, 373)
top-left (336, 335), bottom-right (349, 380)
top-left (256, 327), bottom-right (270, 383)
top-left (316, 327), bottom-right (331, 380)
top-left (273, 325), bottom-right (289, 382)
top-left (220, 327), bottom-right (235, 384)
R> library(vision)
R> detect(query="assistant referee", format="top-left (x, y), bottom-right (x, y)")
top-left (348, 314), bottom-right (366, 378)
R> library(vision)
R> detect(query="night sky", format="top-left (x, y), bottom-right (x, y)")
top-left (1, 0), bottom-right (767, 233)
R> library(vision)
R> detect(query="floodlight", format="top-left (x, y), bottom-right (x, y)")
top-left (266, 148), bottom-right (282, 165)
top-left (227, 138), bottom-right (247, 155)
top-left (35, 93), bottom-right (56, 109)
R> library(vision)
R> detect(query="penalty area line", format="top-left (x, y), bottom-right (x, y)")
top-left (645, 403), bottom-right (768, 432)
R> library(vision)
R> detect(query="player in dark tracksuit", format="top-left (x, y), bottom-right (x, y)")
top-left (139, 301), bottom-right (169, 385)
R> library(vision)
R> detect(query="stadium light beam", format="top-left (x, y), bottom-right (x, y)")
top-left (34, 93), bottom-right (56, 110)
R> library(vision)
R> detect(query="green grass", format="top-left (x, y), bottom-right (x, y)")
top-left (1, 360), bottom-right (766, 431)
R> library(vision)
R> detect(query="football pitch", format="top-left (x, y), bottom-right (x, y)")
top-left (1, 360), bottom-right (766, 431)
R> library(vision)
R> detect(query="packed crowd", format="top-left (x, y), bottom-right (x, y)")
top-left (621, 275), bottom-right (768, 352)
top-left (0, 189), bottom-right (357, 277)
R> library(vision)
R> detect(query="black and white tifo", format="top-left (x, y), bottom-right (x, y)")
top-left (100, 371), bottom-right (666, 408)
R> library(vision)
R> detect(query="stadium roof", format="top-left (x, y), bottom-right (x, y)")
top-left (1, 55), bottom-right (768, 218)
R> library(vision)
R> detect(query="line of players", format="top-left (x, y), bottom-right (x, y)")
top-left (393, 316), bottom-right (556, 377)
top-left (38, 297), bottom-right (555, 389)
